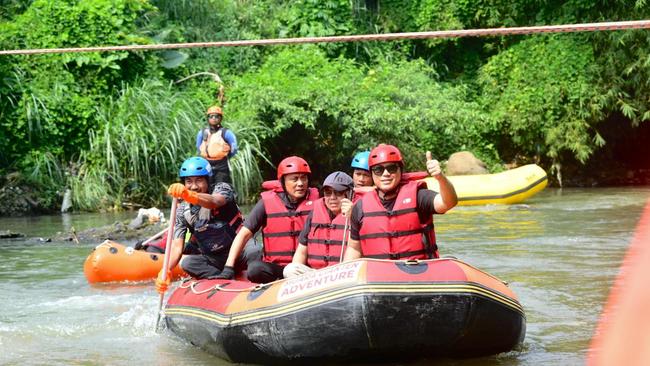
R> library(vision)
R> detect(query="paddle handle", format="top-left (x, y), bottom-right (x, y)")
top-left (339, 189), bottom-right (354, 263)
top-left (155, 197), bottom-right (178, 332)
top-left (339, 215), bottom-right (351, 263)
top-left (141, 228), bottom-right (168, 247)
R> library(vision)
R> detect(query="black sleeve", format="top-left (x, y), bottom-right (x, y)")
top-left (173, 203), bottom-right (190, 240)
top-left (417, 189), bottom-right (438, 220)
top-left (349, 200), bottom-right (364, 241)
top-left (243, 199), bottom-right (267, 233)
top-left (298, 213), bottom-right (313, 245)
top-left (212, 182), bottom-right (236, 203)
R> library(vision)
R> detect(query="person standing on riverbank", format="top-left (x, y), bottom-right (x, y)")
top-left (283, 171), bottom-right (354, 278)
top-left (343, 144), bottom-right (458, 261)
top-left (197, 106), bottom-right (238, 185)
top-left (155, 157), bottom-right (245, 294)
top-left (216, 156), bottom-right (319, 283)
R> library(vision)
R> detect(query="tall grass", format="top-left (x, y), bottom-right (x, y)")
top-left (70, 79), bottom-right (267, 210)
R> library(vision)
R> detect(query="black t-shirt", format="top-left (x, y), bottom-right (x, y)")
top-left (243, 191), bottom-right (307, 234)
top-left (173, 182), bottom-right (237, 240)
top-left (349, 188), bottom-right (438, 240)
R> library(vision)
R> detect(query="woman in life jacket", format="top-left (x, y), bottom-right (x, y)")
top-left (216, 156), bottom-right (319, 283)
top-left (154, 157), bottom-right (245, 294)
top-left (343, 144), bottom-right (458, 262)
top-left (197, 106), bottom-right (238, 185)
top-left (283, 171), bottom-right (355, 278)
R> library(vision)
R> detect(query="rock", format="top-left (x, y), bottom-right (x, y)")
top-left (0, 230), bottom-right (25, 239)
top-left (446, 151), bottom-right (488, 176)
top-left (128, 214), bottom-right (145, 230)
top-left (61, 189), bottom-right (73, 213)
top-left (128, 207), bottom-right (165, 229)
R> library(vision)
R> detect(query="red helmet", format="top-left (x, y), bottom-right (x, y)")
top-left (368, 144), bottom-right (403, 167)
top-left (277, 156), bottom-right (311, 180)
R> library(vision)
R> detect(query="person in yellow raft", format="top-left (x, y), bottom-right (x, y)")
top-left (343, 144), bottom-right (458, 261)
top-left (197, 105), bottom-right (238, 185)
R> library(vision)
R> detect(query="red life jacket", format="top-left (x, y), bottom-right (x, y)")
top-left (353, 171), bottom-right (429, 202)
top-left (306, 198), bottom-right (347, 269)
top-left (359, 180), bottom-right (438, 260)
top-left (261, 187), bottom-right (319, 265)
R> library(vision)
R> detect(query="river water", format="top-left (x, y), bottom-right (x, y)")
top-left (0, 187), bottom-right (648, 365)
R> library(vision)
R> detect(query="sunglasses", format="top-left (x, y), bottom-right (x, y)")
top-left (371, 163), bottom-right (400, 176)
top-left (322, 188), bottom-right (347, 197)
top-left (207, 114), bottom-right (222, 119)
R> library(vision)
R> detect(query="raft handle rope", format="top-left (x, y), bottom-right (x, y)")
top-left (174, 258), bottom-right (510, 294)
top-left (1, 20), bottom-right (649, 56)
top-left (94, 240), bottom-right (113, 250)
top-left (178, 279), bottom-right (271, 294)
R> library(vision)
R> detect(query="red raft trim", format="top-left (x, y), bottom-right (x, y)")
top-left (588, 198), bottom-right (650, 366)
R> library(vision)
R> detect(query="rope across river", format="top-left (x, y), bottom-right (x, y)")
top-left (1, 20), bottom-right (649, 56)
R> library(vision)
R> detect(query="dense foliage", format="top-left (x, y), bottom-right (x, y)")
top-left (0, 0), bottom-right (649, 214)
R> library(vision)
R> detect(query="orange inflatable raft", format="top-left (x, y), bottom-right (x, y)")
top-left (83, 240), bottom-right (186, 283)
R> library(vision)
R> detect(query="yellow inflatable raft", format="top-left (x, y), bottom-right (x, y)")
top-left (424, 164), bottom-right (548, 205)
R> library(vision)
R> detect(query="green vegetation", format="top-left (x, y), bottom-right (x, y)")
top-left (0, 0), bottom-right (649, 214)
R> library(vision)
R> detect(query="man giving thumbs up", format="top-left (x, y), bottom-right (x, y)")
top-left (342, 144), bottom-right (458, 261)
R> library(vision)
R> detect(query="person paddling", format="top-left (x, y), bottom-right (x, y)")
top-left (155, 157), bottom-right (246, 294)
top-left (343, 144), bottom-right (458, 261)
top-left (197, 106), bottom-right (238, 185)
top-left (284, 171), bottom-right (354, 278)
top-left (216, 156), bottom-right (319, 283)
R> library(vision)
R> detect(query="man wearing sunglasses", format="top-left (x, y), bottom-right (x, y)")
top-left (343, 144), bottom-right (458, 261)
top-left (197, 105), bottom-right (238, 185)
top-left (284, 171), bottom-right (355, 278)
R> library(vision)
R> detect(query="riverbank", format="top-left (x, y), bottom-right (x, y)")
top-left (3, 164), bottom-right (650, 217)
top-left (0, 211), bottom-right (167, 245)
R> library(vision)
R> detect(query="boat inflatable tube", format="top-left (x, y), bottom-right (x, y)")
top-left (84, 241), bottom-right (186, 283)
top-left (164, 258), bottom-right (526, 363)
top-left (425, 164), bottom-right (547, 205)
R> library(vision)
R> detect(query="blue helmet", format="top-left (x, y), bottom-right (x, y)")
top-left (179, 157), bottom-right (212, 178)
top-left (351, 151), bottom-right (370, 171)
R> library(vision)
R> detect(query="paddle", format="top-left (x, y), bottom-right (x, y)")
top-left (339, 189), bottom-right (354, 263)
top-left (138, 228), bottom-right (168, 248)
top-left (155, 197), bottom-right (178, 332)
